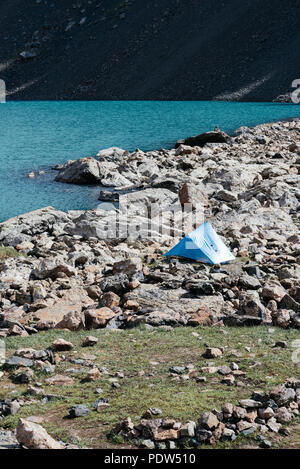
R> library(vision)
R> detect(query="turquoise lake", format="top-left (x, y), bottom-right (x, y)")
top-left (0, 101), bottom-right (299, 223)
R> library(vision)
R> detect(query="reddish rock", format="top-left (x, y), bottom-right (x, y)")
top-left (153, 428), bottom-right (179, 441)
top-left (84, 368), bottom-right (101, 382)
top-left (100, 292), bottom-right (120, 309)
top-left (55, 311), bottom-right (84, 331)
top-left (85, 307), bottom-right (115, 329)
top-left (203, 347), bottom-right (223, 359)
top-left (262, 283), bottom-right (286, 302)
top-left (128, 279), bottom-right (140, 290)
top-left (31, 288), bottom-right (93, 330)
top-left (188, 307), bottom-right (214, 326)
top-left (113, 258), bottom-right (142, 277)
top-left (123, 300), bottom-right (141, 311)
top-left (51, 338), bottom-right (73, 351)
top-left (82, 336), bottom-right (98, 347)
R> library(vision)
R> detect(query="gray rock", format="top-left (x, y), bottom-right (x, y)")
top-left (239, 399), bottom-right (262, 408)
top-left (124, 285), bottom-right (224, 320)
top-left (267, 418), bottom-right (281, 433)
top-left (68, 404), bottom-right (90, 418)
top-left (96, 147), bottom-right (126, 160)
top-left (55, 157), bottom-right (102, 184)
top-left (169, 366), bottom-right (186, 375)
top-left (239, 274), bottom-right (261, 290)
top-left (0, 207), bottom-right (70, 247)
top-left (270, 385), bottom-right (296, 406)
top-left (98, 190), bottom-right (120, 202)
top-left (100, 274), bottom-right (130, 294)
top-left (0, 430), bottom-right (20, 449)
top-left (218, 365), bottom-right (232, 376)
top-left (32, 257), bottom-right (76, 280)
top-left (222, 428), bottom-right (236, 441)
top-left (5, 356), bottom-right (34, 368)
top-left (120, 188), bottom-right (178, 218)
top-left (140, 439), bottom-right (155, 449)
top-left (216, 189), bottom-right (238, 203)
top-left (238, 291), bottom-right (266, 318)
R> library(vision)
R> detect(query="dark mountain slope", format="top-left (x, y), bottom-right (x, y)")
top-left (0, 0), bottom-right (299, 101)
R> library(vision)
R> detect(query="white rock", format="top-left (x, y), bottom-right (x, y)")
top-left (16, 419), bottom-right (63, 449)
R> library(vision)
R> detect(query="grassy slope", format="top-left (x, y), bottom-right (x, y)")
top-left (1, 325), bottom-right (299, 448)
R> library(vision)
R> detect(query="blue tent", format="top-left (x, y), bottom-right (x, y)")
top-left (164, 221), bottom-right (235, 264)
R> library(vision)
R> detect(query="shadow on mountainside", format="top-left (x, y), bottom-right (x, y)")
top-left (0, 0), bottom-right (300, 101)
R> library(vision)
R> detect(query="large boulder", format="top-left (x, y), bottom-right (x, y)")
top-left (65, 209), bottom-right (153, 241)
top-left (143, 311), bottom-right (185, 327)
top-left (55, 157), bottom-right (101, 184)
top-left (16, 419), bottom-right (63, 449)
top-left (124, 285), bottom-right (224, 321)
top-left (214, 207), bottom-right (298, 238)
top-left (175, 129), bottom-right (231, 148)
top-left (85, 307), bottom-right (116, 328)
top-left (55, 311), bottom-right (85, 331)
top-left (96, 147), bottom-right (126, 160)
top-left (27, 288), bottom-right (93, 329)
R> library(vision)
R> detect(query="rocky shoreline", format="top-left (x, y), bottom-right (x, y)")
top-left (0, 118), bottom-right (299, 336)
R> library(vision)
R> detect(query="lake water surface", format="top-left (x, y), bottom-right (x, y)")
top-left (0, 101), bottom-right (299, 222)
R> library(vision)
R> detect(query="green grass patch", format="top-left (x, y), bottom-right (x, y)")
top-left (0, 246), bottom-right (26, 260)
top-left (1, 325), bottom-right (299, 448)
